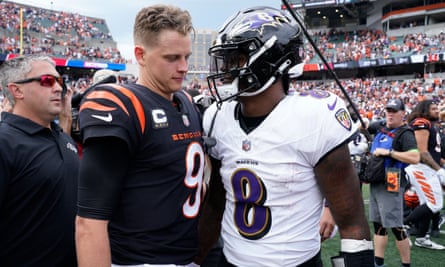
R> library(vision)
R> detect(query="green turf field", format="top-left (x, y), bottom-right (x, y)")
top-left (321, 184), bottom-right (445, 267)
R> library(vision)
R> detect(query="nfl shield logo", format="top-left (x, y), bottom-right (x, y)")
top-left (242, 139), bottom-right (251, 151)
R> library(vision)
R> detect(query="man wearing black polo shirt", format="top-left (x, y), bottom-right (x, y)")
top-left (0, 55), bottom-right (79, 266)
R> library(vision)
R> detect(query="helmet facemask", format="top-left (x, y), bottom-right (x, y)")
top-left (208, 38), bottom-right (261, 102)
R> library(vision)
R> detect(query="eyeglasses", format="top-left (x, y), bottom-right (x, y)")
top-left (13, 74), bottom-right (64, 88)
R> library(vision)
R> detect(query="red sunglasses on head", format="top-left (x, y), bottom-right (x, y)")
top-left (13, 74), bottom-right (64, 88)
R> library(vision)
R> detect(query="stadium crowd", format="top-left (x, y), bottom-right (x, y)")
top-left (291, 77), bottom-right (445, 120)
top-left (2, 2), bottom-right (445, 68)
top-left (306, 29), bottom-right (445, 64)
top-left (185, 76), bottom-right (445, 124)
top-left (0, 1), bottom-right (125, 63)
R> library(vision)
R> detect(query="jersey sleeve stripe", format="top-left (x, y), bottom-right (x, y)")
top-left (109, 84), bottom-right (146, 135)
top-left (412, 118), bottom-right (431, 128)
top-left (83, 90), bottom-right (129, 115)
top-left (79, 101), bottom-right (117, 113)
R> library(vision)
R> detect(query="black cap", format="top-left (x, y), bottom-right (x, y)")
top-left (385, 99), bottom-right (405, 111)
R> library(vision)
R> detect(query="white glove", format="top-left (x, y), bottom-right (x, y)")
top-left (185, 263), bottom-right (200, 267)
top-left (436, 168), bottom-right (445, 186)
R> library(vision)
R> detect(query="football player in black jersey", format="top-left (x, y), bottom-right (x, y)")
top-left (76, 5), bottom-right (205, 266)
top-left (405, 100), bottom-right (445, 250)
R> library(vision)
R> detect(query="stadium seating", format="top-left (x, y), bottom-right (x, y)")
top-left (0, 1), bottom-right (124, 64)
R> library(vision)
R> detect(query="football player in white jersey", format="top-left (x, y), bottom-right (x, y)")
top-left (195, 6), bottom-right (374, 267)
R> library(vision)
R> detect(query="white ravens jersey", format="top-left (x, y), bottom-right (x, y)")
top-left (203, 90), bottom-right (356, 267)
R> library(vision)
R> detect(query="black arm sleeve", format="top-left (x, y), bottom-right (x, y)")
top-left (77, 136), bottom-right (130, 220)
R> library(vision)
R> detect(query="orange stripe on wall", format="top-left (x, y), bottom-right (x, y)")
top-left (382, 2), bottom-right (445, 20)
top-left (304, 64), bottom-right (319, 72)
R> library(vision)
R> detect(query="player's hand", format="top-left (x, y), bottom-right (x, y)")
top-left (62, 86), bottom-right (73, 111)
top-left (320, 206), bottom-right (336, 242)
top-left (373, 148), bottom-right (390, 157)
top-left (58, 87), bottom-right (73, 134)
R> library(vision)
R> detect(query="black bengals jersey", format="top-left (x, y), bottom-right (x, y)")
top-left (78, 83), bottom-right (205, 265)
top-left (410, 117), bottom-right (442, 165)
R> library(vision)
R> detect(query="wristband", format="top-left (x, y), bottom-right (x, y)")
top-left (331, 250), bottom-right (374, 267)
top-left (389, 149), bottom-right (392, 157)
top-left (341, 239), bottom-right (373, 253)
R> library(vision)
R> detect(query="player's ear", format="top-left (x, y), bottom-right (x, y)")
top-left (134, 45), bottom-right (145, 65)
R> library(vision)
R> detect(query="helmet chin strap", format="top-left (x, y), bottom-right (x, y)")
top-left (288, 62), bottom-right (305, 79)
top-left (216, 80), bottom-right (239, 101)
top-left (240, 59), bottom-right (292, 97)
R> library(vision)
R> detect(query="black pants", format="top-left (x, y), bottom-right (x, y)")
top-left (201, 238), bottom-right (223, 267)
top-left (218, 250), bottom-right (322, 267)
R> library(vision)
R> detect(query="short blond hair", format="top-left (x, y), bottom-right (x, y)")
top-left (133, 4), bottom-right (194, 48)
